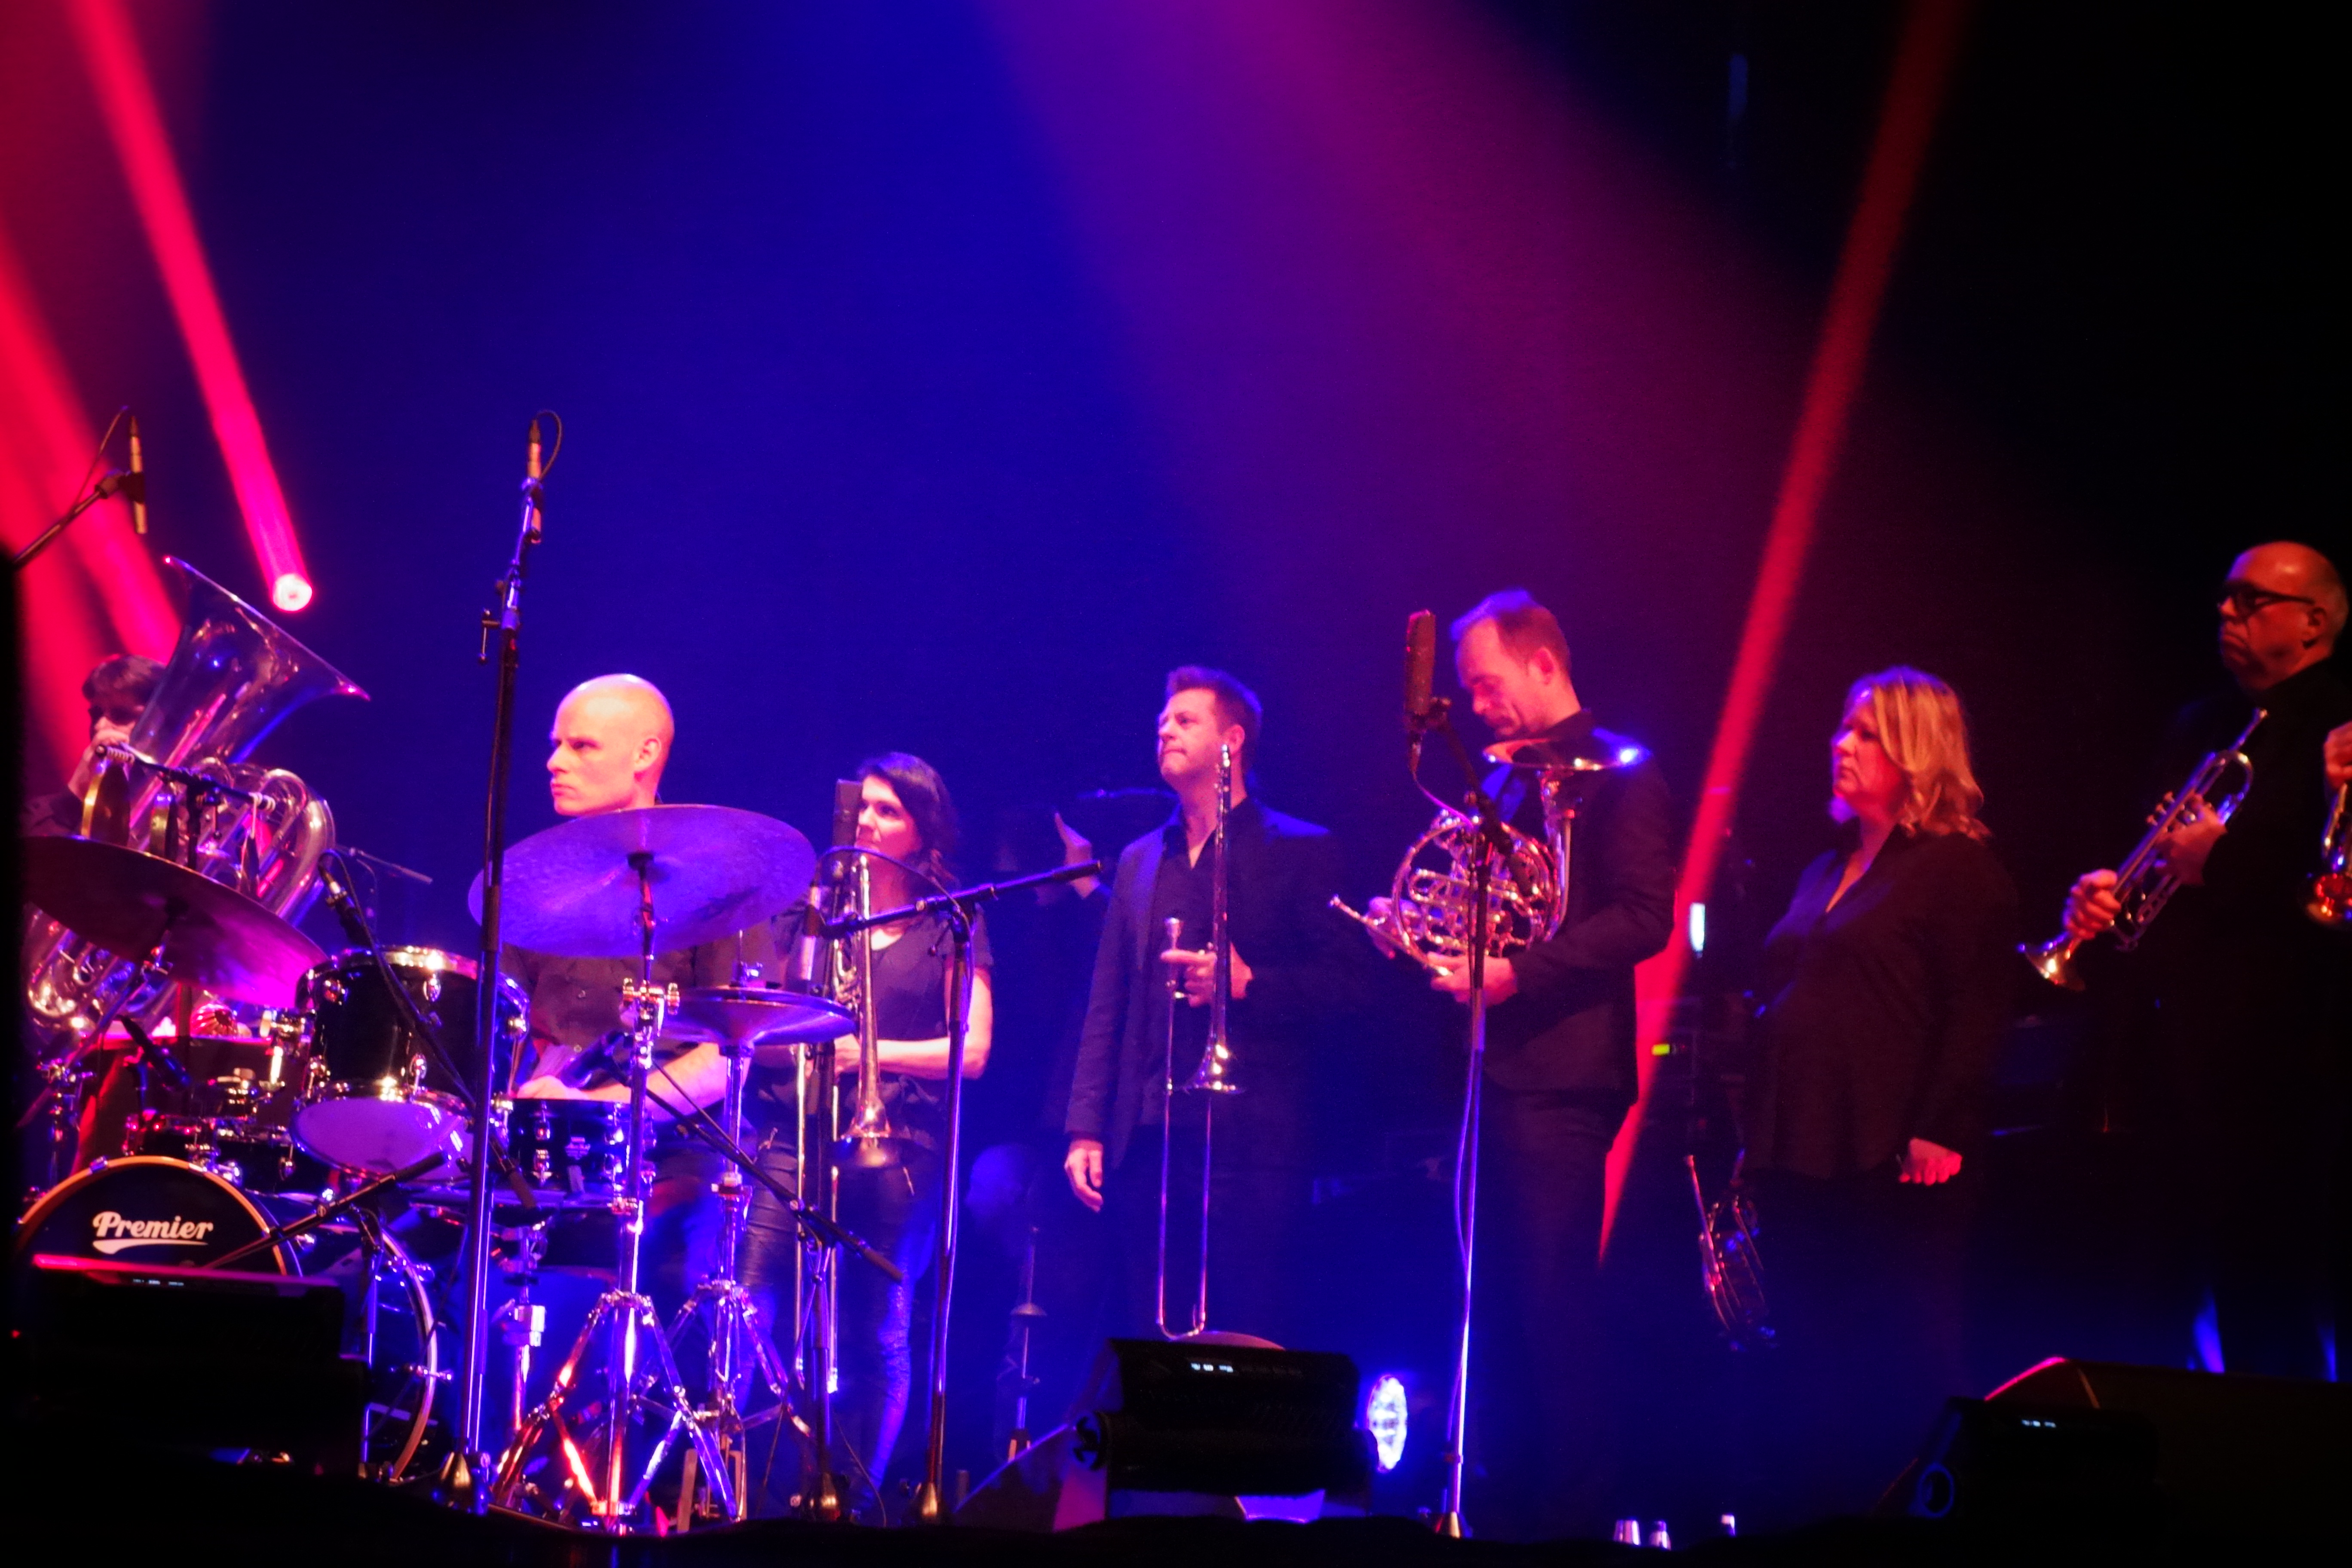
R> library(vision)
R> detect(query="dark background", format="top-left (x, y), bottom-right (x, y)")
top-left (7, 0), bottom-right (2343, 1527)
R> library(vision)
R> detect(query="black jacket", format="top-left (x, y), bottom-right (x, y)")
top-left (1479, 711), bottom-right (1677, 1102)
top-left (1064, 796), bottom-right (1359, 1171)
top-left (1747, 827), bottom-right (2018, 1179)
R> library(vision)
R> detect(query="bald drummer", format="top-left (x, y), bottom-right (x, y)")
top-left (504, 675), bottom-right (778, 1296)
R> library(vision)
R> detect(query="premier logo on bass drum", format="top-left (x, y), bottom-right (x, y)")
top-left (87, 1210), bottom-right (219, 1255)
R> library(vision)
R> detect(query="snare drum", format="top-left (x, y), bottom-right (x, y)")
top-left (502, 1097), bottom-right (643, 1200)
top-left (291, 946), bottom-right (526, 1175)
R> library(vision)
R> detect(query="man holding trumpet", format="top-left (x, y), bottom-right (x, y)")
top-left (2056, 541), bottom-right (2349, 1380)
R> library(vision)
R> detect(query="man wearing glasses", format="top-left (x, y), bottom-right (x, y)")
top-left (2061, 540), bottom-right (2349, 1380)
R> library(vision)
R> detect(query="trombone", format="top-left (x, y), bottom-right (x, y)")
top-left (1156, 742), bottom-right (1239, 1339)
top-left (2022, 710), bottom-right (2263, 989)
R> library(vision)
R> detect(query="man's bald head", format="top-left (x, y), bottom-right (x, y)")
top-left (2218, 542), bottom-right (2346, 693)
top-left (548, 674), bottom-right (674, 816)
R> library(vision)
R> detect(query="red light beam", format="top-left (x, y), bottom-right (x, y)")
top-left (1607, 0), bottom-right (1972, 1253)
top-left (67, 0), bottom-right (313, 612)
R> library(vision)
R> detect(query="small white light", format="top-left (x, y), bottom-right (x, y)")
top-left (1364, 1374), bottom-right (1409, 1473)
top-left (1688, 901), bottom-right (1707, 957)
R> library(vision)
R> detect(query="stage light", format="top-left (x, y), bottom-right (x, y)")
top-left (1688, 900), bottom-right (1707, 958)
top-left (68, 0), bottom-right (315, 609)
top-left (1363, 1373), bottom-right (1408, 1473)
top-left (271, 573), bottom-right (313, 612)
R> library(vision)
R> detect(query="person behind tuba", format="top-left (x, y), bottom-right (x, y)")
top-left (2053, 542), bottom-right (2350, 1381)
top-left (1062, 668), bottom-right (1359, 1351)
top-left (1356, 590), bottom-right (1673, 1542)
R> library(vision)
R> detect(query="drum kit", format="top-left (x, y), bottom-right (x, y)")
top-left (15, 796), bottom-right (906, 1523)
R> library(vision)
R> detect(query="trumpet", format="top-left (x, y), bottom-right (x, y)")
top-left (2307, 784), bottom-right (2351, 928)
top-left (2022, 709), bottom-right (2264, 989)
top-left (1156, 741), bottom-right (1238, 1340)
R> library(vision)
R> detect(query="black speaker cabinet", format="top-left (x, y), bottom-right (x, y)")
top-left (1888, 1358), bottom-right (2351, 1541)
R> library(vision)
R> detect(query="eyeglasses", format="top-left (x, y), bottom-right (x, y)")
top-left (2216, 580), bottom-right (2318, 619)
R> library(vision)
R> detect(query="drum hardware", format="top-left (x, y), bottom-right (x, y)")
top-left (2022, 709), bottom-right (2265, 988)
top-left (2305, 783), bottom-right (2351, 928)
top-left (1155, 743), bottom-right (1240, 1346)
top-left (486, 850), bottom-right (736, 1532)
top-left (655, 977), bottom-right (860, 1525)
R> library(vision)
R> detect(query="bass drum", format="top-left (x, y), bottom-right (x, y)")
top-left (15, 1158), bottom-right (446, 1480)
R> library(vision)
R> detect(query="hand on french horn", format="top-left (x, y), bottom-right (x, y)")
top-left (2061, 870), bottom-right (2122, 942)
top-left (1158, 944), bottom-right (1251, 1004)
top-left (1431, 956), bottom-right (1518, 1006)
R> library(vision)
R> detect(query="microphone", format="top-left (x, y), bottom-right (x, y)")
top-left (126, 414), bottom-right (147, 535)
top-left (317, 855), bottom-right (374, 949)
top-left (522, 416), bottom-right (545, 541)
top-left (1404, 609), bottom-right (1436, 724)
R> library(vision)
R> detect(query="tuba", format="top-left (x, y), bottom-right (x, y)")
top-left (2021, 709), bottom-right (2262, 989)
top-left (1333, 729), bottom-right (1648, 971)
top-left (22, 557), bottom-right (364, 1052)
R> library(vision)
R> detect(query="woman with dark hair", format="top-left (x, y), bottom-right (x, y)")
top-left (738, 753), bottom-right (993, 1518)
top-left (1745, 668), bottom-right (2017, 1524)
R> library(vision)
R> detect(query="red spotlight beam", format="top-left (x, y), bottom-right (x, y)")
top-left (67, 0), bottom-right (314, 612)
top-left (1606, 0), bottom-right (1972, 1253)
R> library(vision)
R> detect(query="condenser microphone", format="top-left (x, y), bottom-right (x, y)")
top-left (522, 416), bottom-right (545, 541)
top-left (126, 414), bottom-right (147, 535)
top-left (1404, 609), bottom-right (1436, 724)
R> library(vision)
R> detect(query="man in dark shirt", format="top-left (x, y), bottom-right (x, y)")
top-left (19, 653), bottom-right (162, 839)
top-left (1063, 668), bottom-right (1358, 1348)
top-left (1369, 590), bottom-right (1674, 1540)
top-left (505, 674), bottom-right (775, 1306)
top-left (2063, 540), bottom-right (2351, 1379)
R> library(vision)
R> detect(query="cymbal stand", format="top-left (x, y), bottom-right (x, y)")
top-left (490, 854), bottom-right (730, 1530)
top-left (665, 1034), bottom-right (790, 1523)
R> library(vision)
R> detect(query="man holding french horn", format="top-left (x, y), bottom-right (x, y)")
top-left (2056, 541), bottom-right (2350, 1381)
top-left (1365, 591), bottom-right (1675, 1540)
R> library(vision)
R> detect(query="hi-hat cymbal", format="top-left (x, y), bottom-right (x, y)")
top-left (471, 804), bottom-right (813, 959)
top-left (669, 985), bottom-right (853, 1050)
top-left (18, 836), bottom-right (326, 1005)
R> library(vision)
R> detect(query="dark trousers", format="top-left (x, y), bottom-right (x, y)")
top-left (1105, 1116), bottom-right (1307, 1348)
top-left (738, 1139), bottom-right (940, 1514)
top-left (1755, 1162), bottom-right (1971, 1526)
top-left (1468, 1086), bottom-right (1622, 1541)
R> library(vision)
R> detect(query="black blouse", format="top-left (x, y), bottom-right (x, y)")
top-left (1746, 826), bottom-right (2018, 1180)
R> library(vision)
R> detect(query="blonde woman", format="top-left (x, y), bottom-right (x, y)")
top-left (1745, 667), bottom-right (2017, 1523)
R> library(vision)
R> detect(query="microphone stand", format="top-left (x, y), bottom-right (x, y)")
top-left (10, 469), bottom-right (138, 571)
top-left (449, 426), bottom-right (547, 1500)
top-left (1413, 697), bottom-right (1503, 1540)
top-left (818, 858), bottom-right (1099, 1524)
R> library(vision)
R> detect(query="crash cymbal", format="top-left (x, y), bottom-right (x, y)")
top-left (18, 836), bottom-right (326, 1005)
top-left (669, 984), bottom-right (853, 1050)
top-left (471, 804), bottom-right (813, 959)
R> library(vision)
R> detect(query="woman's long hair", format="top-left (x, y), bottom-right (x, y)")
top-left (1833, 667), bottom-right (1990, 841)
top-left (858, 751), bottom-right (959, 889)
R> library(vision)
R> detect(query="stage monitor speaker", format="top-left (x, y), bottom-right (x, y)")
top-left (957, 1336), bottom-right (1373, 1530)
top-left (10, 1253), bottom-right (365, 1473)
top-left (1887, 1358), bottom-right (2351, 1541)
